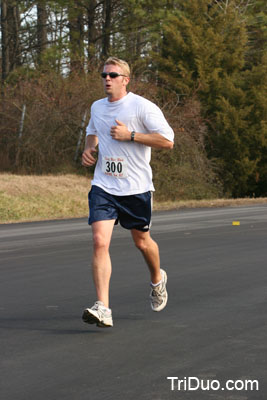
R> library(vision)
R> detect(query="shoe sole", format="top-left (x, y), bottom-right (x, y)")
top-left (82, 309), bottom-right (113, 328)
top-left (151, 269), bottom-right (168, 312)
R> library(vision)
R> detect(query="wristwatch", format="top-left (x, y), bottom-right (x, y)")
top-left (131, 131), bottom-right (135, 141)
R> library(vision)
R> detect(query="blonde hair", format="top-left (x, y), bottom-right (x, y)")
top-left (104, 57), bottom-right (130, 77)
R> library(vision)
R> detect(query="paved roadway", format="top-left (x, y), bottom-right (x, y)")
top-left (0, 205), bottom-right (267, 400)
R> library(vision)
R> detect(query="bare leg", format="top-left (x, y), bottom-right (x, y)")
top-left (131, 229), bottom-right (162, 284)
top-left (91, 220), bottom-right (116, 308)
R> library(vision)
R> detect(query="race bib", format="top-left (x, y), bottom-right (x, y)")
top-left (102, 156), bottom-right (128, 178)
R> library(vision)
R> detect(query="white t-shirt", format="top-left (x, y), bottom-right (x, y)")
top-left (86, 92), bottom-right (174, 195)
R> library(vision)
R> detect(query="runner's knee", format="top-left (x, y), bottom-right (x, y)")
top-left (93, 232), bottom-right (110, 251)
top-left (134, 237), bottom-right (149, 252)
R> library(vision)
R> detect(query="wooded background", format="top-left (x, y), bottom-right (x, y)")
top-left (0, 0), bottom-right (266, 199)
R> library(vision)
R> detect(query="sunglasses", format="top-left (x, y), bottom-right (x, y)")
top-left (101, 72), bottom-right (128, 79)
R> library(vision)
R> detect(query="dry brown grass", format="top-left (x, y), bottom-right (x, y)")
top-left (153, 198), bottom-right (267, 211)
top-left (0, 173), bottom-right (91, 223)
top-left (1, 173), bottom-right (267, 223)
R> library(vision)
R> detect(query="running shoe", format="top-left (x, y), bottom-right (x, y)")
top-left (82, 301), bottom-right (113, 327)
top-left (150, 269), bottom-right (168, 312)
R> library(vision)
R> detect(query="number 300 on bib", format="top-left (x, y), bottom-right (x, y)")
top-left (102, 156), bottom-right (128, 179)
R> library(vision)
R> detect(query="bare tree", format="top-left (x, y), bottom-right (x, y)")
top-left (1, 0), bottom-right (9, 84)
top-left (37, 1), bottom-right (48, 66)
top-left (87, 0), bottom-right (98, 61)
top-left (1, 0), bottom-right (21, 84)
top-left (68, 3), bottom-right (85, 74)
top-left (102, 0), bottom-right (112, 57)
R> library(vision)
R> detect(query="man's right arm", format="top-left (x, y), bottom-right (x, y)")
top-left (82, 135), bottom-right (98, 167)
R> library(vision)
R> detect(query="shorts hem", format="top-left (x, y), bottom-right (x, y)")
top-left (88, 217), bottom-right (118, 226)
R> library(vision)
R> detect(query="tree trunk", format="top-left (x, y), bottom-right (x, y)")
top-left (1, 0), bottom-right (22, 83)
top-left (87, 0), bottom-right (97, 61)
top-left (102, 0), bottom-right (111, 58)
top-left (7, 1), bottom-right (21, 71)
top-left (37, 1), bottom-right (47, 66)
top-left (69, 4), bottom-right (84, 74)
top-left (1, 0), bottom-right (10, 84)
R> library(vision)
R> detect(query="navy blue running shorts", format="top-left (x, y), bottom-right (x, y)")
top-left (88, 185), bottom-right (152, 232)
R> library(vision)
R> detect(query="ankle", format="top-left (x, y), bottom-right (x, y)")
top-left (151, 271), bottom-right (162, 285)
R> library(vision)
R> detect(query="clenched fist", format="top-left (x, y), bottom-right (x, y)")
top-left (110, 120), bottom-right (131, 141)
top-left (82, 147), bottom-right (97, 167)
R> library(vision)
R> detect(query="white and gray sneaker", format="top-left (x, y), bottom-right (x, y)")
top-left (150, 269), bottom-right (168, 312)
top-left (82, 301), bottom-right (113, 327)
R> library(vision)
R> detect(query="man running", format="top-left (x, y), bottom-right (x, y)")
top-left (82, 57), bottom-right (174, 327)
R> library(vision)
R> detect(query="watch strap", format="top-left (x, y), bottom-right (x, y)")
top-left (131, 131), bottom-right (135, 141)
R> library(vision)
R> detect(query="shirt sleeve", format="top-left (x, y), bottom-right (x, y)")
top-left (141, 102), bottom-right (174, 142)
top-left (86, 107), bottom-right (98, 137)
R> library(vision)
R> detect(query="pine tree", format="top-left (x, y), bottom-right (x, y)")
top-left (242, 53), bottom-right (267, 196)
top-left (156, 0), bottom-right (265, 197)
top-left (246, 0), bottom-right (267, 67)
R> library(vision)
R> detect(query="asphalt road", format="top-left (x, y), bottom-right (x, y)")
top-left (0, 205), bottom-right (267, 400)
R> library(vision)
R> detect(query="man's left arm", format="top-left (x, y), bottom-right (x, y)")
top-left (110, 119), bottom-right (174, 149)
top-left (130, 131), bottom-right (173, 149)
